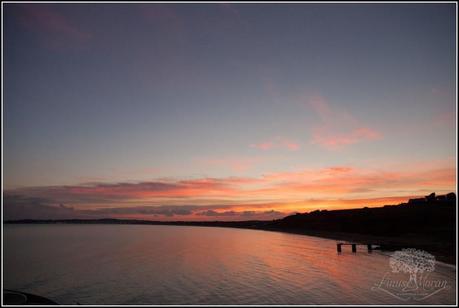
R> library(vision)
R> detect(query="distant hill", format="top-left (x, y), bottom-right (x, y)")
top-left (267, 192), bottom-right (456, 236)
top-left (262, 192), bottom-right (456, 263)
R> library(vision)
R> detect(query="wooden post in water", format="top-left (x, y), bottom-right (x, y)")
top-left (337, 243), bottom-right (342, 253)
top-left (351, 244), bottom-right (357, 253)
top-left (367, 244), bottom-right (373, 253)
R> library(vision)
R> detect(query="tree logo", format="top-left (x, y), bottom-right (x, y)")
top-left (372, 248), bottom-right (449, 301)
top-left (390, 248), bottom-right (436, 291)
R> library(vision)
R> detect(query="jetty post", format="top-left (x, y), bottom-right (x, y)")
top-left (351, 244), bottom-right (357, 253)
top-left (337, 242), bottom-right (376, 254)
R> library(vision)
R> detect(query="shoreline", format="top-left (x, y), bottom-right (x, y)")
top-left (5, 220), bottom-right (456, 265)
top-left (253, 227), bottom-right (456, 265)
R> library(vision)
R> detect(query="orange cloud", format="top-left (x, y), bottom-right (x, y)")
top-left (4, 191), bottom-right (449, 222)
top-left (67, 178), bottom-right (239, 200)
top-left (4, 147), bottom-right (455, 222)
top-left (6, 159), bottom-right (455, 218)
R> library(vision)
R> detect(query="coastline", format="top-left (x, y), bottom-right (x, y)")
top-left (253, 227), bottom-right (456, 265)
top-left (5, 219), bottom-right (456, 265)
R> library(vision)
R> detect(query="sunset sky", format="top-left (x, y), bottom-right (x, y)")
top-left (3, 3), bottom-right (456, 221)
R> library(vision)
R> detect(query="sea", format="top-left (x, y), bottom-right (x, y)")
top-left (4, 224), bottom-right (456, 305)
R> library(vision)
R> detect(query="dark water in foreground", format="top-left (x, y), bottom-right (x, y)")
top-left (4, 224), bottom-right (456, 305)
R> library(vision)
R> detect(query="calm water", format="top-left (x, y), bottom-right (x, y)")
top-left (4, 224), bottom-right (456, 305)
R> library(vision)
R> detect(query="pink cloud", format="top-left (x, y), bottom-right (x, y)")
top-left (312, 126), bottom-right (382, 150)
top-left (8, 160), bottom-right (454, 204)
top-left (308, 95), bottom-right (333, 121)
top-left (431, 86), bottom-right (453, 98)
top-left (199, 156), bottom-right (262, 173)
top-left (140, 4), bottom-right (183, 33)
top-left (432, 111), bottom-right (455, 128)
top-left (250, 137), bottom-right (300, 151)
top-left (4, 160), bottom-right (455, 220)
top-left (17, 5), bottom-right (92, 50)
top-left (281, 139), bottom-right (300, 151)
top-left (305, 95), bottom-right (383, 150)
top-left (250, 141), bottom-right (274, 150)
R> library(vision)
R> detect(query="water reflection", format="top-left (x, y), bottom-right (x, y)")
top-left (4, 224), bottom-right (456, 305)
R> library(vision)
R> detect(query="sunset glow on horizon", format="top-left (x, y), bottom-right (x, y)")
top-left (4, 3), bottom-right (456, 221)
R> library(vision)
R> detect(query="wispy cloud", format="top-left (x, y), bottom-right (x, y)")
top-left (282, 139), bottom-right (300, 151)
top-left (16, 5), bottom-right (92, 50)
top-left (311, 126), bottom-right (382, 150)
top-left (250, 137), bottom-right (300, 151)
top-left (306, 95), bottom-right (383, 150)
top-left (198, 156), bottom-right (263, 173)
top-left (432, 111), bottom-right (455, 128)
top-left (250, 141), bottom-right (274, 150)
top-left (139, 4), bottom-right (183, 35)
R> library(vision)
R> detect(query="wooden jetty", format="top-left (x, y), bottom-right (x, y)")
top-left (336, 243), bottom-right (379, 253)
